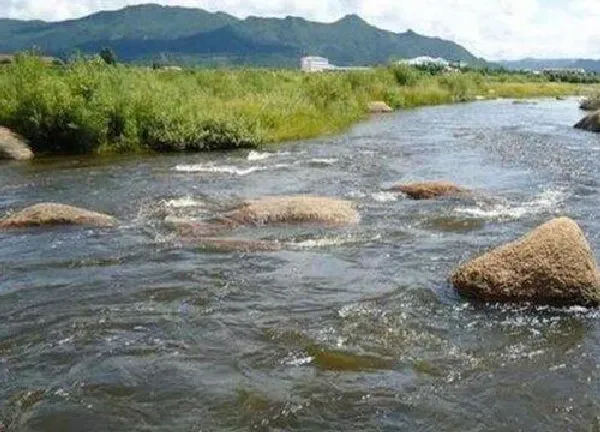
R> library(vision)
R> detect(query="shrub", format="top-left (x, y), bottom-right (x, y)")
top-left (391, 64), bottom-right (420, 87)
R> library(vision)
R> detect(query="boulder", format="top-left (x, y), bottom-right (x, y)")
top-left (451, 217), bottom-right (600, 306)
top-left (0, 127), bottom-right (33, 161)
top-left (580, 96), bottom-right (600, 111)
top-left (386, 181), bottom-right (467, 200)
top-left (225, 196), bottom-right (359, 226)
top-left (574, 111), bottom-right (600, 133)
top-left (368, 101), bottom-right (393, 113)
top-left (0, 203), bottom-right (116, 228)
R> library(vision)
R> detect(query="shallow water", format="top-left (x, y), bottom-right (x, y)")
top-left (1, 98), bottom-right (599, 431)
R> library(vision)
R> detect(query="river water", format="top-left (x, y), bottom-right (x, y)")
top-left (1, 99), bottom-right (599, 431)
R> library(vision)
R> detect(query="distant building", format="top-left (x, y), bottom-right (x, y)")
top-left (300, 56), bottom-right (372, 73)
top-left (301, 56), bottom-right (335, 72)
top-left (398, 56), bottom-right (451, 67)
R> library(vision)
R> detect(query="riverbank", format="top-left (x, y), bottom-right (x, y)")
top-left (1, 55), bottom-right (598, 155)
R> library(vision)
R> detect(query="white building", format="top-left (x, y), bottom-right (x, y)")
top-left (301, 56), bottom-right (335, 72)
top-left (300, 56), bottom-right (372, 73)
top-left (398, 56), bottom-right (451, 67)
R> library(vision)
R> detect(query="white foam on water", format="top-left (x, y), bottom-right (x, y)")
top-left (371, 191), bottom-right (398, 202)
top-left (173, 164), bottom-right (267, 175)
top-left (288, 234), bottom-right (378, 249)
top-left (346, 190), bottom-right (366, 198)
top-left (173, 163), bottom-right (289, 176)
top-left (164, 197), bottom-right (205, 208)
top-left (455, 188), bottom-right (565, 220)
top-left (247, 150), bottom-right (272, 161)
top-left (284, 355), bottom-right (314, 366)
top-left (308, 158), bottom-right (338, 166)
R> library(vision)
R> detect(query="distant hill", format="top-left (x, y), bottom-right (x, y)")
top-left (500, 58), bottom-right (600, 73)
top-left (0, 3), bottom-right (484, 67)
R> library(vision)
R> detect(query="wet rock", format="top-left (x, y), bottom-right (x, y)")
top-left (0, 127), bottom-right (33, 161)
top-left (225, 196), bottom-right (359, 226)
top-left (308, 348), bottom-right (394, 371)
top-left (580, 96), bottom-right (600, 111)
top-left (0, 203), bottom-right (116, 229)
top-left (368, 101), bottom-right (393, 113)
top-left (195, 237), bottom-right (282, 252)
top-left (451, 217), bottom-right (600, 306)
top-left (574, 111), bottom-right (600, 133)
top-left (386, 181), bottom-right (468, 200)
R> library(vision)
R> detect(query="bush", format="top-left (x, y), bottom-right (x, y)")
top-left (391, 65), bottom-right (420, 86)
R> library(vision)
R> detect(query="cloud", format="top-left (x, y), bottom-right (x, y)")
top-left (2, 0), bottom-right (599, 59)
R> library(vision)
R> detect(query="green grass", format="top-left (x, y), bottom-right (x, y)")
top-left (0, 54), bottom-right (597, 155)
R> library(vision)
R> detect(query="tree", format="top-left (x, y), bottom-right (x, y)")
top-left (99, 48), bottom-right (117, 65)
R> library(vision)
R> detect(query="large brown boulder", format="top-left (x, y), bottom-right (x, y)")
top-left (0, 203), bottom-right (116, 228)
top-left (368, 101), bottom-right (393, 113)
top-left (574, 111), bottom-right (600, 133)
top-left (386, 181), bottom-right (467, 200)
top-left (0, 127), bottom-right (33, 161)
top-left (451, 217), bottom-right (600, 306)
top-left (225, 196), bottom-right (359, 226)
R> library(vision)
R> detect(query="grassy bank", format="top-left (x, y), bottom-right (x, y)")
top-left (0, 54), bottom-right (597, 155)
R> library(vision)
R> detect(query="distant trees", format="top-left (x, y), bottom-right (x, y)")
top-left (99, 48), bottom-right (118, 65)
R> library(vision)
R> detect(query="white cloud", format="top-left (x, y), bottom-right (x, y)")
top-left (2, 0), bottom-right (599, 59)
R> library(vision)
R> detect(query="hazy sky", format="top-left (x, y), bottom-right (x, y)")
top-left (2, 0), bottom-right (599, 60)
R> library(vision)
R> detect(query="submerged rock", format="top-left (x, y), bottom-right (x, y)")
top-left (0, 127), bottom-right (33, 161)
top-left (225, 196), bottom-right (359, 226)
top-left (309, 348), bottom-right (394, 371)
top-left (574, 111), bottom-right (600, 133)
top-left (195, 237), bottom-right (282, 252)
top-left (451, 217), bottom-right (600, 306)
top-left (368, 101), bottom-right (393, 113)
top-left (386, 181), bottom-right (468, 200)
top-left (0, 203), bottom-right (116, 228)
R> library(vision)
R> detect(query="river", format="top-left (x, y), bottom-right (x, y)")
top-left (1, 98), bottom-right (599, 431)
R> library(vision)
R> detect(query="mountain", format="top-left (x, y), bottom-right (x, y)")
top-left (500, 58), bottom-right (600, 73)
top-left (0, 4), bottom-right (484, 67)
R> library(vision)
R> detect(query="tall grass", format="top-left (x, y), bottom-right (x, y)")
top-left (0, 54), bottom-right (596, 155)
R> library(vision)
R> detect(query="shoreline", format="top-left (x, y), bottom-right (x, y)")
top-left (0, 56), bottom-right (598, 158)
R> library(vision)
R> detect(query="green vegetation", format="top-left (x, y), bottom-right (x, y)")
top-left (0, 54), bottom-right (597, 155)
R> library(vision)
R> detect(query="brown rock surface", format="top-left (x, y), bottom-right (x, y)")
top-left (368, 101), bottom-right (393, 113)
top-left (387, 181), bottom-right (467, 200)
top-left (451, 217), bottom-right (600, 306)
top-left (0, 203), bottom-right (116, 228)
top-left (225, 196), bottom-right (359, 226)
top-left (0, 127), bottom-right (33, 160)
top-left (574, 111), bottom-right (600, 133)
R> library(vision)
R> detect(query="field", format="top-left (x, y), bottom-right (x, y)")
top-left (0, 54), bottom-right (597, 155)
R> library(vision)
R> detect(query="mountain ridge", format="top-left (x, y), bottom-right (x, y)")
top-left (0, 3), bottom-right (484, 67)
top-left (500, 58), bottom-right (600, 73)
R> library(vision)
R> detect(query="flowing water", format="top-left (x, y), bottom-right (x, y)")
top-left (1, 98), bottom-right (599, 431)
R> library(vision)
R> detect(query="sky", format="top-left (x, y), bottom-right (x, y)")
top-left (2, 0), bottom-right (599, 60)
